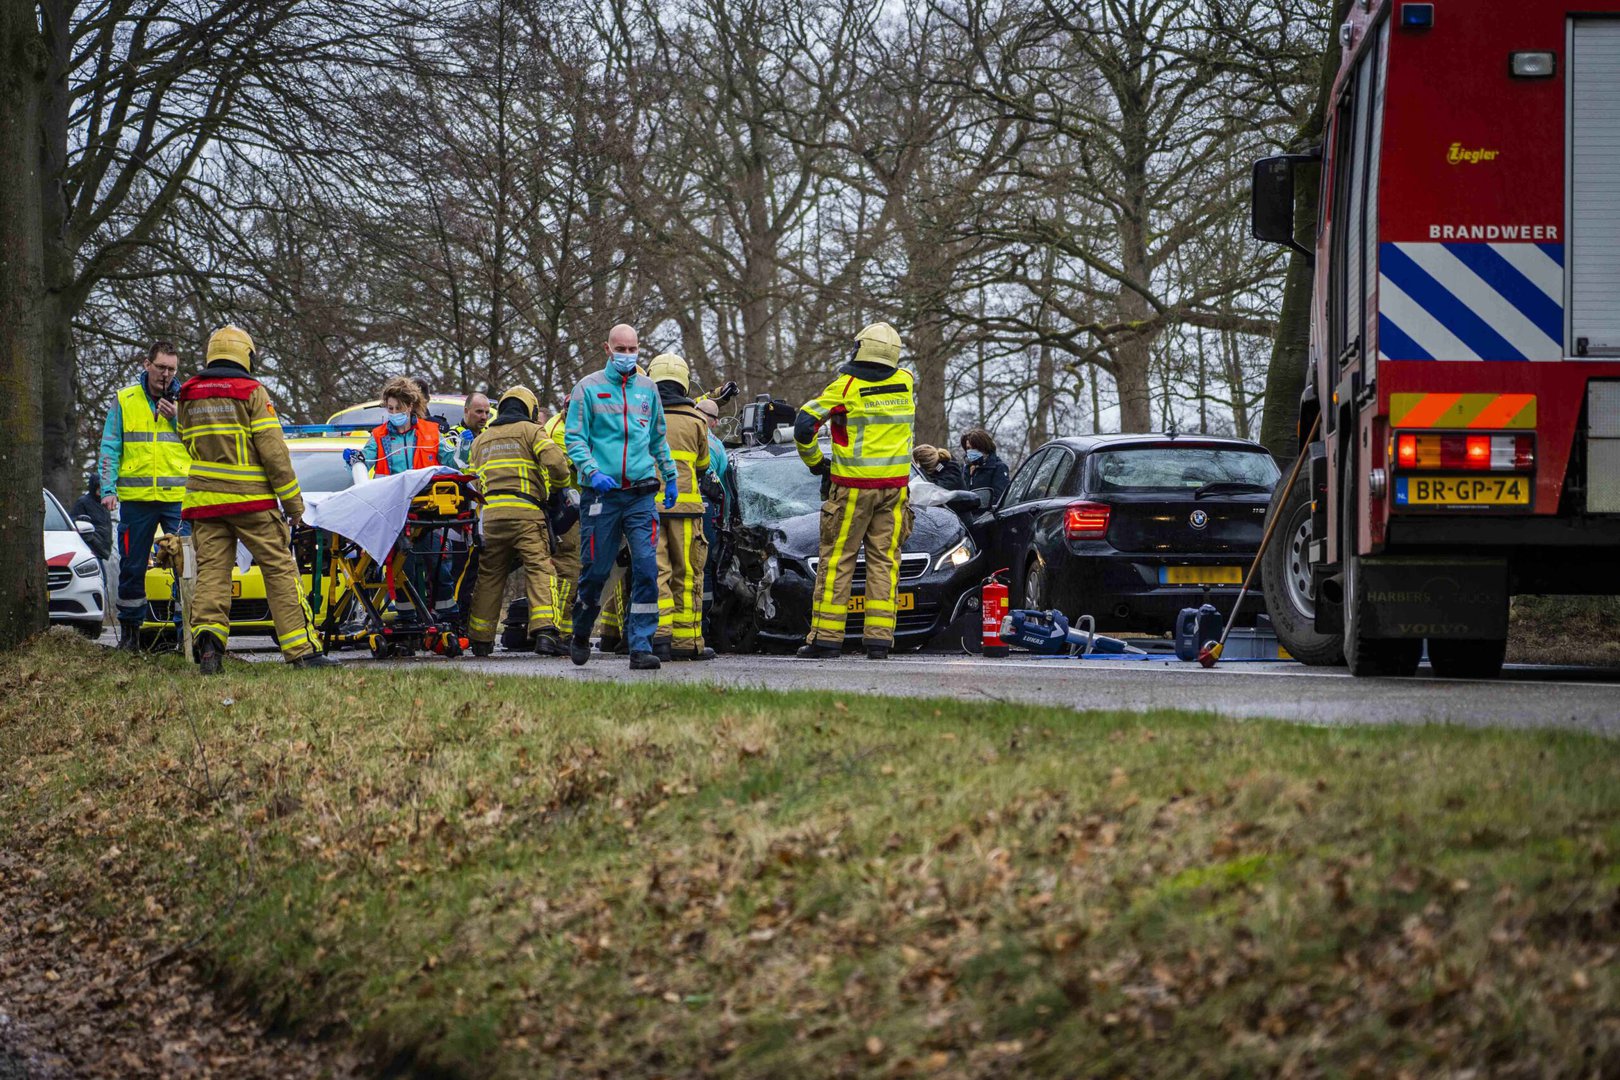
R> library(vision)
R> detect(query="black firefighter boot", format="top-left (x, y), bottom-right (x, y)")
top-left (196, 632), bottom-right (223, 676)
top-left (864, 640), bottom-right (891, 661)
top-left (117, 621), bottom-right (142, 652)
top-left (652, 638), bottom-right (673, 663)
top-left (291, 652), bottom-right (341, 669)
top-left (533, 629), bottom-right (565, 657)
top-left (796, 640), bottom-right (840, 659)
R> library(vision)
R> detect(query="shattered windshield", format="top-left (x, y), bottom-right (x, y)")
top-left (735, 452), bottom-right (825, 525)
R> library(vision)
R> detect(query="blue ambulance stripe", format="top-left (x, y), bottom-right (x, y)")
top-left (1377, 312), bottom-right (1432, 361)
top-left (1536, 242), bottom-right (1563, 268)
top-left (1443, 243), bottom-right (1564, 343)
top-left (1379, 245), bottom-right (1527, 361)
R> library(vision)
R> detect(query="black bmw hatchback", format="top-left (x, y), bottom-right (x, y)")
top-left (973, 434), bottom-right (1280, 632)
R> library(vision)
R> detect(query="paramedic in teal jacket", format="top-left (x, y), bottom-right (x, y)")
top-left (563, 323), bottom-right (677, 670)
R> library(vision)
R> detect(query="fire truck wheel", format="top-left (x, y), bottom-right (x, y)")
top-left (1341, 457), bottom-right (1420, 678)
top-left (1426, 636), bottom-right (1506, 680)
top-left (1259, 454), bottom-right (1343, 666)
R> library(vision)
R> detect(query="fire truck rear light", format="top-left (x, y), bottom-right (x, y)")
top-left (1393, 432), bottom-right (1533, 472)
top-left (1396, 434), bottom-right (1418, 468)
top-left (1513, 435), bottom-right (1535, 469)
top-left (1065, 502), bottom-right (1111, 541)
top-left (1510, 52), bottom-right (1556, 79)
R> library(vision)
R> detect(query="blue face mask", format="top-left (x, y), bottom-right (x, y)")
top-left (966, 448), bottom-right (984, 464)
top-left (386, 411), bottom-right (411, 432)
top-left (609, 352), bottom-right (638, 376)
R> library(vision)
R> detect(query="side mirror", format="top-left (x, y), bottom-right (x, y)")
top-left (1251, 154), bottom-right (1316, 260)
top-left (74, 518), bottom-right (95, 536)
top-left (944, 489), bottom-right (979, 511)
top-left (972, 487), bottom-right (994, 510)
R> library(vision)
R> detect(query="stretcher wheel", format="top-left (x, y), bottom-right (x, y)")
top-left (439, 632), bottom-right (461, 658)
top-left (369, 634), bottom-right (392, 660)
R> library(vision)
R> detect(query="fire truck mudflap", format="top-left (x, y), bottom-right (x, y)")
top-left (1353, 557), bottom-right (1508, 640)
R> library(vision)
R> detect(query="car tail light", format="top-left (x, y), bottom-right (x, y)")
top-left (1393, 433), bottom-right (1533, 472)
top-left (1065, 502), bottom-right (1110, 540)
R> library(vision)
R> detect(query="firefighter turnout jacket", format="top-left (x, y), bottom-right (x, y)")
top-left (468, 419), bottom-right (572, 521)
top-left (659, 393), bottom-right (711, 516)
top-left (177, 363), bottom-right (303, 521)
top-left (794, 360), bottom-right (916, 488)
top-left (543, 413), bottom-right (578, 488)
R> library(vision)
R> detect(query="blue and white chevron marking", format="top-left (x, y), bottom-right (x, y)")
top-left (1378, 242), bottom-right (1564, 361)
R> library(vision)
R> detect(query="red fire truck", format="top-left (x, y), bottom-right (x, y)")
top-left (1253, 1), bottom-right (1620, 678)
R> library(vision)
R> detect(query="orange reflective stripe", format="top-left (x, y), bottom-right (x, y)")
top-left (1393, 392), bottom-right (1461, 428)
top-left (1466, 393), bottom-right (1535, 429)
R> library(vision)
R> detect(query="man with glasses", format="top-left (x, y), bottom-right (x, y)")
top-left (563, 323), bottom-right (677, 671)
top-left (99, 340), bottom-right (191, 649)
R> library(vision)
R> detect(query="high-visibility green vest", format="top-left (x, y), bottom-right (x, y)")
top-left (115, 383), bottom-right (189, 502)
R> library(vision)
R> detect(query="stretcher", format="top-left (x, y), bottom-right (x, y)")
top-left (306, 473), bottom-right (482, 658)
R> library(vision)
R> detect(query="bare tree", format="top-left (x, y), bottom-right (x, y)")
top-left (35, 0), bottom-right (413, 497)
top-left (1, 0), bottom-right (50, 649)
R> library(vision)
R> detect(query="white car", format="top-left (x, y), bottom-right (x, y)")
top-left (44, 489), bottom-right (106, 637)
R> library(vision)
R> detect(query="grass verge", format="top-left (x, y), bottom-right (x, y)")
top-left (2, 631), bottom-right (1617, 1077)
top-left (1509, 596), bottom-right (1620, 666)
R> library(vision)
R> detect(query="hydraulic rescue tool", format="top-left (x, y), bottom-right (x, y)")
top-left (1000, 608), bottom-right (1146, 657)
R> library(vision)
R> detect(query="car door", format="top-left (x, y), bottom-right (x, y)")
top-left (1023, 446), bottom-right (1080, 581)
top-left (985, 448), bottom-right (1052, 589)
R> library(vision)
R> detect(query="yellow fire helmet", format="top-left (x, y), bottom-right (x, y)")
top-left (500, 384), bottom-right (539, 421)
top-left (206, 324), bottom-right (256, 371)
top-left (853, 321), bottom-right (902, 368)
top-left (647, 352), bottom-right (690, 392)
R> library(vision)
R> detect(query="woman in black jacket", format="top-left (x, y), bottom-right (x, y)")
top-left (960, 428), bottom-right (1010, 504)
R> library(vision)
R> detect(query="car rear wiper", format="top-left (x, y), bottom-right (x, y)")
top-left (1192, 480), bottom-right (1273, 499)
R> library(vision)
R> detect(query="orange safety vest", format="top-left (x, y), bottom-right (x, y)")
top-left (369, 419), bottom-right (442, 476)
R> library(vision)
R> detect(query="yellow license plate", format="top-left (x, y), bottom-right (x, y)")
top-left (1162, 565), bottom-right (1243, 585)
top-left (231, 580), bottom-right (242, 597)
top-left (1395, 475), bottom-right (1530, 507)
top-left (847, 592), bottom-right (915, 613)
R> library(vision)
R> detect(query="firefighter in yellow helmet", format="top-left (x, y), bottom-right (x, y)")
top-left (179, 326), bottom-right (336, 674)
top-left (465, 386), bottom-right (573, 656)
top-left (646, 352), bottom-right (714, 660)
top-left (793, 322), bottom-right (914, 659)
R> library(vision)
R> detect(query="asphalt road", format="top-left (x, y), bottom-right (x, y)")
top-left (221, 636), bottom-right (1620, 735)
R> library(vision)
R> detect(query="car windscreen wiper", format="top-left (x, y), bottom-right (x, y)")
top-left (1192, 480), bottom-right (1273, 499)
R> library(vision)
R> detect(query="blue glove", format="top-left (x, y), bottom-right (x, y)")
top-left (343, 447), bottom-right (363, 466)
top-left (589, 471), bottom-right (617, 494)
top-left (663, 478), bottom-right (678, 509)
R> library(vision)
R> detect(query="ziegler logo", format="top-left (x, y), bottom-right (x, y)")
top-left (1447, 143), bottom-right (1499, 164)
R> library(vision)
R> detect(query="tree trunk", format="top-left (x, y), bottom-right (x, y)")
top-left (1259, 0), bottom-right (1350, 460)
top-left (38, 0), bottom-right (75, 501)
top-left (1, 0), bottom-right (50, 649)
top-left (1257, 251), bottom-right (1313, 460)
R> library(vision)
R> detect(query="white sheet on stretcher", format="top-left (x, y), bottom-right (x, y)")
top-left (304, 467), bottom-right (459, 565)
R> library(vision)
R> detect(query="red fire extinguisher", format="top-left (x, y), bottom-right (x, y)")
top-left (981, 569), bottom-right (1010, 657)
